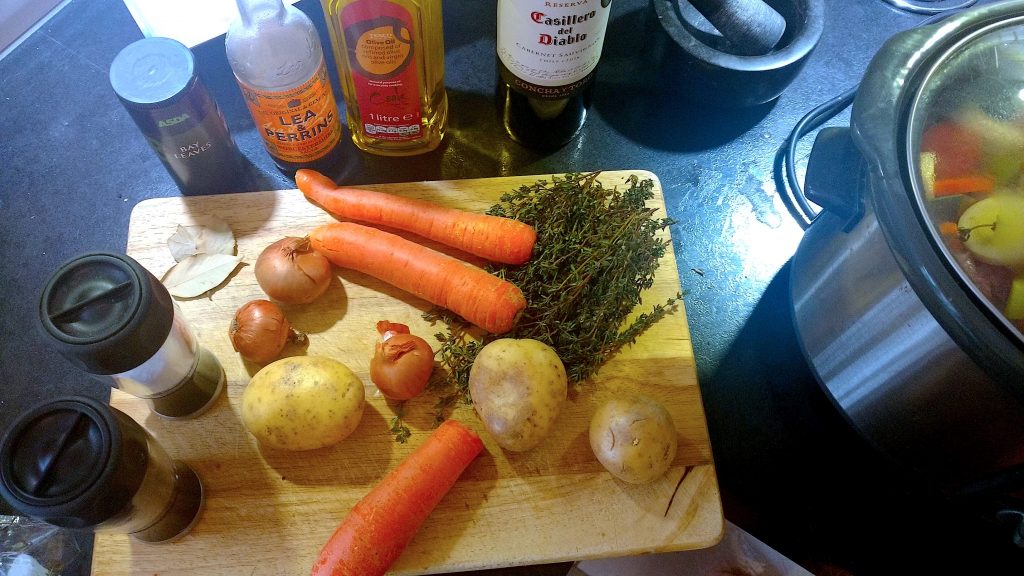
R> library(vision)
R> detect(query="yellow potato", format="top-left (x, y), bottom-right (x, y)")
top-left (589, 395), bottom-right (677, 484)
top-left (242, 356), bottom-right (365, 451)
top-left (469, 338), bottom-right (567, 452)
top-left (958, 194), bottom-right (1024, 270)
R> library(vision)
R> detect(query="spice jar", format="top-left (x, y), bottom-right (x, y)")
top-left (38, 252), bottom-right (225, 419)
top-left (0, 396), bottom-right (204, 543)
top-left (110, 37), bottom-right (241, 195)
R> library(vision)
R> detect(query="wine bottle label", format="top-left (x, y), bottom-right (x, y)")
top-left (237, 59), bottom-right (342, 163)
top-left (340, 0), bottom-right (423, 142)
top-left (497, 0), bottom-right (612, 100)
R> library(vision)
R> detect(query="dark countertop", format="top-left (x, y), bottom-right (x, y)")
top-left (2, 0), bottom-right (1024, 574)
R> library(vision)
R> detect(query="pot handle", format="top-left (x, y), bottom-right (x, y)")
top-left (996, 509), bottom-right (1024, 548)
top-left (804, 126), bottom-right (866, 231)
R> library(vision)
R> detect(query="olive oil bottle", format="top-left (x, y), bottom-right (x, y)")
top-left (320, 0), bottom-right (447, 156)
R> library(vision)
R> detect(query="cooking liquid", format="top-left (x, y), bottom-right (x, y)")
top-left (320, 0), bottom-right (447, 155)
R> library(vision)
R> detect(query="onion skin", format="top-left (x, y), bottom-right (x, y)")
top-left (255, 236), bottom-right (332, 304)
top-left (370, 321), bottom-right (434, 401)
top-left (229, 300), bottom-right (295, 364)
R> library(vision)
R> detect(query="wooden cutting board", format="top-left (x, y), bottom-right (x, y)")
top-left (95, 171), bottom-right (722, 575)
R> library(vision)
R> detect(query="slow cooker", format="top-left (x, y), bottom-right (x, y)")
top-left (791, 0), bottom-right (1024, 496)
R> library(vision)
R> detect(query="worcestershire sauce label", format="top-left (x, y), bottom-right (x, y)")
top-left (497, 0), bottom-right (612, 100)
top-left (341, 0), bottom-right (423, 141)
top-left (237, 60), bottom-right (341, 163)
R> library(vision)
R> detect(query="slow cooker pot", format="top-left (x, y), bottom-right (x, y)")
top-left (791, 0), bottom-right (1024, 493)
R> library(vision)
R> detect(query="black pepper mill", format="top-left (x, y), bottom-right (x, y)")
top-left (0, 396), bottom-right (204, 543)
top-left (38, 252), bottom-right (225, 419)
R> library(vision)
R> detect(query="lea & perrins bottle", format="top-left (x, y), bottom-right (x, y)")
top-left (226, 0), bottom-right (344, 175)
top-left (496, 0), bottom-right (613, 150)
top-left (320, 0), bottom-right (447, 156)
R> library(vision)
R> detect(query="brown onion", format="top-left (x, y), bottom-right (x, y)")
top-left (255, 236), bottom-right (332, 304)
top-left (229, 299), bottom-right (304, 364)
top-left (369, 320), bottom-right (434, 401)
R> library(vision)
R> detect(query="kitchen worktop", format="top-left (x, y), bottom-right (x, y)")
top-left (1, 0), bottom-right (1022, 574)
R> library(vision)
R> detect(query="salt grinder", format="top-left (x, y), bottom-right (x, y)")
top-left (39, 252), bottom-right (225, 419)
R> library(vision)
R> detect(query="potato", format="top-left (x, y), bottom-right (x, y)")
top-left (242, 356), bottom-right (365, 451)
top-left (957, 194), bottom-right (1024, 269)
top-left (468, 338), bottom-right (567, 452)
top-left (589, 395), bottom-right (677, 484)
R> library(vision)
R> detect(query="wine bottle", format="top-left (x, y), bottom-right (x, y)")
top-left (496, 0), bottom-right (613, 150)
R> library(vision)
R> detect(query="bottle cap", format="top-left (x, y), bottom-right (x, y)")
top-left (39, 252), bottom-right (174, 375)
top-left (109, 37), bottom-right (196, 108)
top-left (0, 397), bottom-right (148, 528)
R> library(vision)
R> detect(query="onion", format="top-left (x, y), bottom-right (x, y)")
top-left (255, 236), bottom-right (332, 304)
top-left (369, 320), bottom-right (434, 401)
top-left (229, 300), bottom-right (305, 364)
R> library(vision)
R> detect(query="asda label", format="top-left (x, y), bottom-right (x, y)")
top-left (497, 0), bottom-right (612, 89)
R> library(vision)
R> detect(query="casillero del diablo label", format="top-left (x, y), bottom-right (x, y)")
top-left (497, 0), bottom-right (612, 99)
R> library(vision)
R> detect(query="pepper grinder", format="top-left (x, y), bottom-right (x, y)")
top-left (0, 396), bottom-right (204, 542)
top-left (38, 252), bottom-right (225, 419)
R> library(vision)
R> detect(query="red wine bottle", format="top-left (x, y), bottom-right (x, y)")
top-left (496, 0), bottom-right (612, 150)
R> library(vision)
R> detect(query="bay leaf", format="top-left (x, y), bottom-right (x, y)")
top-left (161, 253), bottom-right (243, 298)
top-left (167, 216), bottom-right (236, 262)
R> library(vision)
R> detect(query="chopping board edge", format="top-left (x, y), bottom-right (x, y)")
top-left (99, 170), bottom-right (723, 576)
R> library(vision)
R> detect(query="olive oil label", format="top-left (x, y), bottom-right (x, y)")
top-left (341, 0), bottom-right (423, 141)
top-left (497, 0), bottom-right (612, 99)
top-left (236, 60), bottom-right (342, 163)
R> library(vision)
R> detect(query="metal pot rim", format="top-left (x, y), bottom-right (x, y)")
top-left (850, 1), bottom-right (1024, 385)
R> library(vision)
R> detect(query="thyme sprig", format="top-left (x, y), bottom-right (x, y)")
top-left (388, 402), bottom-right (412, 443)
top-left (426, 172), bottom-right (681, 418)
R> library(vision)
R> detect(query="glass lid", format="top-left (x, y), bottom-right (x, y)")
top-left (908, 18), bottom-right (1024, 344)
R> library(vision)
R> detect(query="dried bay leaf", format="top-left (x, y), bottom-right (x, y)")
top-left (162, 253), bottom-right (242, 298)
top-left (167, 216), bottom-right (236, 262)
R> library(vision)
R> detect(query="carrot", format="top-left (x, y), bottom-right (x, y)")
top-left (310, 222), bottom-right (526, 334)
top-left (921, 121), bottom-right (983, 181)
top-left (938, 221), bottom-right (960, 237)
top-left (931, 175), bottom-right (995, 197)
top-left (296, 169), bottom-right (536, 265)
top-left (311, 420), bottom-right (485, 576)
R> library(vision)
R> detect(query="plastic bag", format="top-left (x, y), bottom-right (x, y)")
top-left (0, 516), bottom-right (82, 576)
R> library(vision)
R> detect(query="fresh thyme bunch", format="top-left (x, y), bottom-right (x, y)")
top-left (425, 171), bottom-right (680, 422)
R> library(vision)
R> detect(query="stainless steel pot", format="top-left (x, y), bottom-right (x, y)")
top-left (791, 1), bottom-right (1024, 492)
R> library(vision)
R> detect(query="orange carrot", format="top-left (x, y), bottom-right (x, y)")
top-left (310, 222), bottom-right (526, 334)
top-left (921, 121), bottom-right (983, 181)
top-left (938, 221), bottom-right (960, 237)
top-left (931, 175), bottom-right (995, 197)
top-left (296, 169), bottom-right (536, 265)
top-left (311, 420), bottom-right (485, 576)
